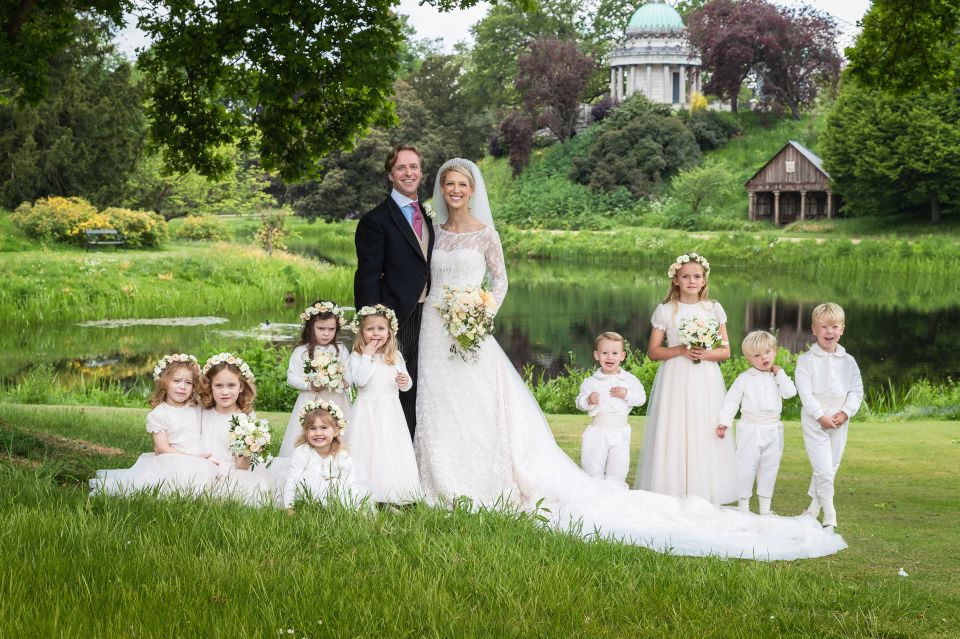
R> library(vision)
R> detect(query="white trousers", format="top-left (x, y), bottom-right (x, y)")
top-left (801, 413), bottom-right (848, 506)
top-left (734, 420), bottom-right (784, 499)
top-left (581, 422), bottom-right (631, 484)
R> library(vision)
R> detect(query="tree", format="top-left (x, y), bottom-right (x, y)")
top-left (753, 5), bottom-right (841, 120)
top-left (820, 79), bottom-right (960, 224)
top-left (687, 0), bottom-right (780, 112)
top-left (515, 38), bottom-right (595, 142)
top-left (0, 21), bottom-right (145, 209)
top-left (687, 0), bottom-right (840, 118)
top-left (499, 111), bottom-right (534, 176)
top-left (846, 0), bottom-right (960, 94)
top-left (1, 0), bottom-right (510, 181)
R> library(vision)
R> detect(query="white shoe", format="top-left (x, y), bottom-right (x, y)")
top-left (822, 512), bottom-right (837, 528)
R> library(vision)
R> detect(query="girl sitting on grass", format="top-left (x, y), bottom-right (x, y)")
top-left (283, 399), bottom-right (361, 510)
top-left (90, 354), bottom-right (219, 496)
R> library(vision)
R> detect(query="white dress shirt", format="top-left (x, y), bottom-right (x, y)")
top-left (718, 367), bottom-right (797, 427)
top-left (795, 343), bottom-right (864, 421)
top-left (575, 368), bottom-right (646, 418)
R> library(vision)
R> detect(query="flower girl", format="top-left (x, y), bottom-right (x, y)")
top-left (343, 305), bottom-right (422, 504)
top-left (635, 253), bottom-right (737, 504)
top-left (199, 352), bottom-right (274, 504)
top-left (279, 301), bottom-right (352, 458)
top-left (91, 354), bottom-right (219, 496)
top-left (283, 399), bottom-right (361, 509)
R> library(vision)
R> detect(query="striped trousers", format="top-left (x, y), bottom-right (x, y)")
top-left (396, 303), bottom-right (423, 440)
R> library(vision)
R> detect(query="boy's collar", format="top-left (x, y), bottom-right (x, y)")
top-left (811, 342), bottom-right (846, 357)
top-left (593, 367), bottom-right (624, 379)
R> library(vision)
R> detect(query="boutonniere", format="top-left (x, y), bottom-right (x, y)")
top-left (422, 202), bottom-right (436, 219)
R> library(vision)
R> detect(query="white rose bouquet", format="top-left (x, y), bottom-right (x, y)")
top-left (677, 317), bottom-right (725, 365)
top-left (434, 284), bottom-right (495, 362)
top-left (303, 351), bottom-right (345, 393)
top-left (227, 414), bottom-right (273, 468)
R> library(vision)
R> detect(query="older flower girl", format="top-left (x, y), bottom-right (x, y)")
top-left (635, 253), bottom-right (737, 505)
top-left (91, 354), bottom-right (219, 496)
top-left (279, 301), bottom-right (352, 458)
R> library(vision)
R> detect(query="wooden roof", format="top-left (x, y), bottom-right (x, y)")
top-left (744, 140), bottom-right (831, 191)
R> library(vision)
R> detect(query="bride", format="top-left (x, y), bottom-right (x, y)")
top-left (414, 158), bottom-right (845, 560)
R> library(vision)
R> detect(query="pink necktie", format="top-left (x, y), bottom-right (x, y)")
top-left (410, 201), bottom-right (423, 240)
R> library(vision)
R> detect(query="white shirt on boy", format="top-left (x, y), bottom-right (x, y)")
top-left (794, 343), bottom-right (863, 420)
top-left (718, 367), bottom-right (797, 427)
top-left (575, 368), bottom-right (646, 419)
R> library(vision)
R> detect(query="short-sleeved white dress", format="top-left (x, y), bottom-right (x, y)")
top-left (90, 403), bottom-right (219, 496)
top-left (201, 408), bottom-right (277, 505)
top-left (635, 301), bottom-right (738, 504)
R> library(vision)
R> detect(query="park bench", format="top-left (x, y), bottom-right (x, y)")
top-left (85, 229), bottom-right (126, 251)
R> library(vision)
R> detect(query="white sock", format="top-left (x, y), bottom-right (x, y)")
top-left (806, 495), bottom-right (821, 516)
top-left (758, 496), bottom-right (772, 515)
top-left (822, 499), bottom-right (837, 526)
top-left (738, 498), bottom-right (751, 513)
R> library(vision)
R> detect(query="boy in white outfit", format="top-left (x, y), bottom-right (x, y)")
top-left (794, 302), bottom-right (863, 529)
top-left (576, 332), bottom-right (646, 485)
top-left (716, 331), bottom-right (797, 515)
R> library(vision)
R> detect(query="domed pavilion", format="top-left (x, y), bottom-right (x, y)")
top-left (609, 0), bottom-right (701, 107)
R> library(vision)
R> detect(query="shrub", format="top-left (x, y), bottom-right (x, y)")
top-left (10, 196), bottom-right (102, 244)
top-left (101, 207), bottom-right (168, 248)
top-left (590, 96), bottom-right (619, 124)
top-left (686, 110), bottom-right (743, 151)
top-left (174, 215), bottom-right (231, 241)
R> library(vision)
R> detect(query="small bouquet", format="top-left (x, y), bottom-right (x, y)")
top-left (227, 414), bottom-right (273, 468)
top-left (677, 317), bottom-right (725, 365)
top-left (434, 284), bottom-right (495, 362)
top-left (303, 351), bottom-right (345, 393)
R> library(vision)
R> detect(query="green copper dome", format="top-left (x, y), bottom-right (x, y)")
top-left (627, 1), bottom-right (685, 33)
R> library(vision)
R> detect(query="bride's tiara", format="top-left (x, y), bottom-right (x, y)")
top-left (439, 158), bottom-right (474, 175)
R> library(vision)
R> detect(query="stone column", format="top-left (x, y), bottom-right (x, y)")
top-left (774, 191), bottom-right (781, 225)
top-left (679, 65), bottom-right (686, 105)
top-left (627, 66), bottom-right (635, 96)
top-left (800, 190), bottom-right (806, 221)
top-left (646, 64), bottom-right (653, 98)
top-left (827, 191), bottom-right (833, 219)
top-left (610, 67), bottom-right (615, 99)
top-left (663, 65), bottom-right (671, 103)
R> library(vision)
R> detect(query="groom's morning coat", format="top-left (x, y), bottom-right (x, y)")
top-left (354, 196), bottom-right (435, 325)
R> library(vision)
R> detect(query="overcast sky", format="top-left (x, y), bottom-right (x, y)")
top-left (116, 0), bottom-right (872, 58)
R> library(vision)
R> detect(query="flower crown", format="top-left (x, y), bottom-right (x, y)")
top-left (153, 354), bottom-right (197, 381)
top-left (668, 252), bottom-right (711, 278)
top-left (299, 398), bottom-right (348, 430)
top-left (299, 300), bottom-right (347, 328)
top-left (202, 352), bottom-right (256, 384)
top-left (350, 304), bottom-right (399, 335)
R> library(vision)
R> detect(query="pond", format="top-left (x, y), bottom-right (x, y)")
top-left (2, 257), bottom-right (955, 394)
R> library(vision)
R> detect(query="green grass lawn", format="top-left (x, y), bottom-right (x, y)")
top-left (1, 402), bottom-right (957, 637)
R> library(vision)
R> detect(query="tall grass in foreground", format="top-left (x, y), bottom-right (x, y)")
top-left (0, 244), bottom-right (353, 323)
top-left (0, 404), bottom-right (957, 637)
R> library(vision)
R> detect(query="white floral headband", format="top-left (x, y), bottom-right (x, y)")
top-left (350, 304), bottom-right (399, 335)
top-left (153, 354), bottom-right (197, 381)
top-left (299, 398), bottom-right (348, 430)
top-left (668, 252), bottom-right (711, 278)
top-left (202, 352), bottom-right (256, 384)
top-left (299, 301), bottom-right (347, 328)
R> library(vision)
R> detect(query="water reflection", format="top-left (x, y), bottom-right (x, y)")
top-left (3, 259), bottom-right (956, 391)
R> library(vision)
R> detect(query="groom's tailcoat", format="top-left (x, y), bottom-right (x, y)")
top-left (353, 196), bottom-right (435, 324)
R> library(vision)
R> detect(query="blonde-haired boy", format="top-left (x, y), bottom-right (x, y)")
top-left (716, 330), bottom-right (797, 515)
top-left (576, 332), bottom-right (646, 485)
top-left (794, 303), bottom-right (863, 529)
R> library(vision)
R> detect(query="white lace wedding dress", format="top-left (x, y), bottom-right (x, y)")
top-left (414, 226), bottom-right (846, 560)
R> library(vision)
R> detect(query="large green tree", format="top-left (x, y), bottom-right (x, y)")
top-left (1, 0), bottom-right (517, 181)
top-left (846, 0), bottom-right (960, 93)
top-left (0, 21), bottom-right (145, 208)
top-left (821, 79), bottom-right (960, 223)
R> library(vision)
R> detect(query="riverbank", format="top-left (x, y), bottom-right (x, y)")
top-left (0, 402), bottom-right (956, 637)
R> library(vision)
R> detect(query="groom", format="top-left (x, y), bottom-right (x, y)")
top-left (354, 144), bottom-right (435, 439)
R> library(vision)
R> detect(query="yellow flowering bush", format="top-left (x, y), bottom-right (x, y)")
top-left (174, 215), bottom-right (231, 241)
top-left (101, 207), bottom-right (168, 248)
top-left (9, 197), bottom-right (168, 248)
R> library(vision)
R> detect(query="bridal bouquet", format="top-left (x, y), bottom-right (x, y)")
top-left (677, 317), bottom-right (725, 365)
top-left (435, 284), bottom-right (495, 362)
top-left (303, 351), bottom-right (345, 393)
top-left (227, 414), bottom-right (273, 468)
